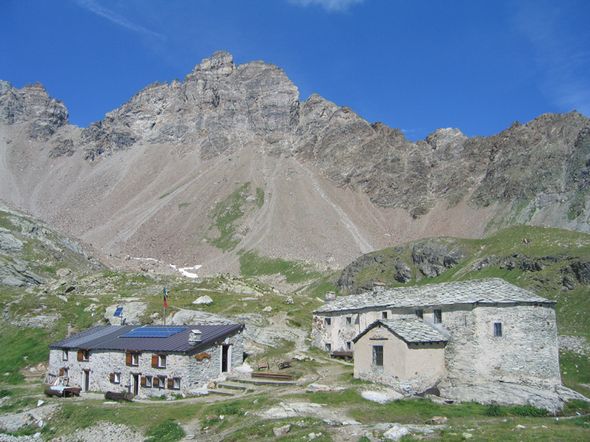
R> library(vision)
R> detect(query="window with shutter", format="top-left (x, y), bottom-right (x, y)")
top-left (153, 376), bottom-right (160, 387)
top-left (167, 378), bottom-right (174, 389)
top-left (126, 352), bottom-right (132, 366)
top-left (77, 350), bottom-right (89, 361)
top-left (151, 355), bottom-right (159, 368)
top-left (140, 376), bottom-right (147, 387)
top-left (77, 350), bottom-right (83, 361)
top-left (109, 373), bottom-right (115, 383)
top-left (59, 367), bottom-right (65, 377)
top-left (145, 376), bottom-right (153, 388)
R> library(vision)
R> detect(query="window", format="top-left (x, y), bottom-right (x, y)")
top-left (152, 354), bottom-right (167, 368)
top-left (173, 377), bottom-right (181, 390)
top-left (382, 311), bottom-right (388, 319)
top-left (158, 376), bottom-right (166, 389)
top-left (434, 309), bottom-right (442, 324)
top-left (126, 352), bottom-right (140, 367)
top-left (494, 322), bottom-right (503, 337)
top-left (325, 343), bottom-right (332, 352)
top-left (346, 341), bottom-right (352, 351)
top-left (62, 350), bottom-right (68, 361)
top-left (325, 317), bottom-right (331, 326)
top-left (114, 373), bottom-right (121, 384)
top-left (145, 376), bottom-right (153, 388)
top-left (415, 309), bottom-right (423, 319)
top-left (346, 317), bottom-right (352, 325)
top-left (373, 345), bottom-right (384, 367)
top-left (77, 350), bottom-right (89, 362)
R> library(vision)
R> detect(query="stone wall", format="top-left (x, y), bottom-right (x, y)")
top-left (312, 307), bottom-right (443, 352)
top-left (445, 304), bottom-right (560, 387)
top-left (47, 330), bottom-right (244, 397)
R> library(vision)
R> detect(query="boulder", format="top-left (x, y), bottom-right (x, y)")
top-left (394, 260), bottom-right (412, 283)
top-left (192, 295), bottom-right (213, 305)
top-left (273, 424), bottom-right (291, 437)
top-left (383, 424), bottom-right (410, 441)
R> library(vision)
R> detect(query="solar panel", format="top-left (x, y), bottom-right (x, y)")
top-left (120, 326), bottom-right (186, 338)
top-left (113, 307), bottom-right (123, 317)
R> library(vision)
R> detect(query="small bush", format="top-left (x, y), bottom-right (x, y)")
top-left (0, 389), bottom-right (13, 398)
top-left (509, 405), bottom-right (548, 417)
top-left (485, 404), bottom-right (504, 416)
top-left (144, 419), bottom-right (185, 442)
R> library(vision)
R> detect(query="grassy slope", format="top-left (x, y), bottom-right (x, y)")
top-left (2, 219), bottom-right (590, 440)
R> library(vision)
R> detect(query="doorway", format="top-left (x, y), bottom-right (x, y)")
top-left (132, 374), bottom-right (139, 396)
top-left (221, 344), bottom-right (231, 373)
top-left (83, 369), bottom-right (90, 392)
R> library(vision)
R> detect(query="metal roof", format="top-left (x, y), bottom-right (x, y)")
top-left (315, 278), bottom-right (553, 314)
top-left (49, 323), bottom-right (244, 354)
top-left (353, 318), bottom-right (448, 345)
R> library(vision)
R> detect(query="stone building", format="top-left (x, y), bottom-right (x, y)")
top-left (353, 318), bottom-right (447, 392)
top-left (47, 323), bottom-right (244, 398)
top-left (312, 278), bottom-right (565, 408)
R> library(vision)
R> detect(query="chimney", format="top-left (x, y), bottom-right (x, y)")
top-left (188, 329), bottom-right (202, 344)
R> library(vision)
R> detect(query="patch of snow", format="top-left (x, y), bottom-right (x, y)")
top-left (170, 264), bottom-right (202, 279)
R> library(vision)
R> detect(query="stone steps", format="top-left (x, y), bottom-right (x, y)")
top-left (207, 387), bottom-right (237, 396)
top-left (217, 381), bottom-right (252, 391)
top-left (226, 376), bottom-right (296, 387)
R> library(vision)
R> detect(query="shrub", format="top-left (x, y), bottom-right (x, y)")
top-left (485, 404), bottom-right (504, 416)
top-left (509, 405), bottom-right (548, 417)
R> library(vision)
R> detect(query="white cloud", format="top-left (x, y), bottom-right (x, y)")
top-left (513, 1), bottom-right (590, 115)
top-left (75, 0), bottom-right (165, 41)
top-left (289, 0), bottom-right (365, 13)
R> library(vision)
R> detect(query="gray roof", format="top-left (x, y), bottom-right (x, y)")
top-left (370, 318), bottom-right (447, 344)
top-left (49, 324), bottom-right (244, 355)
top-left (315, 278), bottom-right (552, 314)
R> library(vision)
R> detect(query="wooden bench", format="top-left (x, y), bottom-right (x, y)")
top-left (251, 372), bottom-right (294, 381)
top-left (330, 351), bottom-right (353, 361)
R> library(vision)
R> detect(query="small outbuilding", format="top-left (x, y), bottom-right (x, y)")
top-left (353, 318), bottom-right (447, 391)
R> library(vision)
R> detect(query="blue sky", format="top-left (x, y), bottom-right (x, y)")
top-left (1, 0), bottom-right (589, 140)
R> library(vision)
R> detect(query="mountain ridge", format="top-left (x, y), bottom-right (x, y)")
top-left (1, 51), bottom-right (589, 273)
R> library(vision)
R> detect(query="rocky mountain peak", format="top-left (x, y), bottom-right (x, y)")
top-left (0, 80), bottom-right (68, 139)
top-left (425, 128), bottom-right (467, 150)
top-left (187, 50), bottom-right (235, 79)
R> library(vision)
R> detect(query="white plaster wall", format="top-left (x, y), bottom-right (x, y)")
top-left (353, 325), bottom-right (445, 391)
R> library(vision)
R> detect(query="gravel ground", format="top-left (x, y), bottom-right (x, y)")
top-left (50, 423), bottom-right (143, 442)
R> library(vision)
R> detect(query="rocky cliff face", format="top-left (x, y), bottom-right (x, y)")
top-left (0, 51), bottom-right (589, 272)
top-left (79, 51), bottom-right (299, 160)
top-left (0, 81), bottom-right (68, 140)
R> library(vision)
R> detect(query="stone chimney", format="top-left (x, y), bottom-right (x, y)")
top-left (188, 329), bottom-right (202, 344)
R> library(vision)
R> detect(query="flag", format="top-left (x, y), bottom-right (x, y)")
top-left (163, 287), bottom-right (168, 309)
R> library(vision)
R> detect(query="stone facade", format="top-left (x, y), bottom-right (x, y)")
top-left (47, 331), bottom-right (243, 398)
top-left (312, 279), bottom-right (562, 398)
